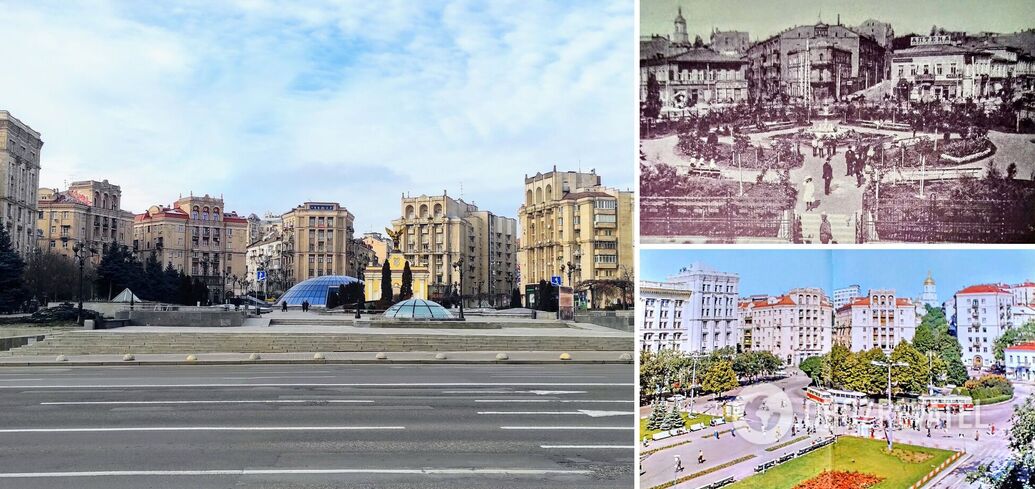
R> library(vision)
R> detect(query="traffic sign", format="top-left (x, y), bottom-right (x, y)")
top-left (256, 270), bottom-right (267, 282)
top-left (551, 275), bottom-right (562, 286)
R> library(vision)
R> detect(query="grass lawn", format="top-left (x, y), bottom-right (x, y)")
top-left (728, 436), bottom-right (955, 489)
top-left (639, 412), bottom-right (717, 438)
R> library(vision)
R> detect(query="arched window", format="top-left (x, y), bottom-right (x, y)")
top-left (535, 187), bottom-right (543, 204)
top-left (526, 190), bottom-right (533, 205)
top-left (545, 184), bottom-right (553, 201)
top-left (202, 206), bottom-right (210, 221)
top-left (419, 204), bottom-right (429, 218)
top-left (192, 206), bottom-right (200, 220)
top-left (213, 207), bottom-right (220, 221)
top-left (405, 205), bottom-right (415, 219)
top-left (433, 203), bottom-right (443, 217)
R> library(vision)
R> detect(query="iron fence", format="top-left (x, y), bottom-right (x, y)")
top-left (640, 196), bottom-right (794, 241)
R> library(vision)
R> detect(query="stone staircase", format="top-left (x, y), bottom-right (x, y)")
top-left (0, 331), bottom-right (632, 356)
top-left (799, 212), bottom-right (856, 244)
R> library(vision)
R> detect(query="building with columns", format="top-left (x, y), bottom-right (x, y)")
top-left (953, 284), bottom-right (1016, 369)
top-left (0, 111), bottom-right (42, 256)
top-left (133, 194), bottom-right (249, 302)
top-left (833, 289), bottom-right (917, 354)
top-left (391, 192), bottom-right (517, 307)
top-left (639, 262), bottom-right (739, 353)
top-left (739, 288), bottom-right (833, 366)
top-left (36, 180), bottom-right (134, 264)
top-left (519, 168), bottom-right (634, 308)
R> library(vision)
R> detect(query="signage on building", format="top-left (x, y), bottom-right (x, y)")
top-left (307, 204), bottom-right (336, 211)
top-left (256, 270), bottom-right (266, 282)
top-left (551, 276), bottom-right (562, 286)
top-left (910, 35), bottom-right (953, 46)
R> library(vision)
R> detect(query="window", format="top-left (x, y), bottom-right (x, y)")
top-left (594, 199), bottom-right (617, 209)
top-left (594, 214), bottom-right (617, 224)
top-left (595, 254), bottom-right (617, 264)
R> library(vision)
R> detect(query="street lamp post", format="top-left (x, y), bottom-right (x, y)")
top-left (452, 257), bottom-right (465, 320)
top-left (70, 241), bottom-right (94, 325)
top-left (689, 349), bottom-right (700, 415)
top-left (871, 359), bottom-right (909, 451)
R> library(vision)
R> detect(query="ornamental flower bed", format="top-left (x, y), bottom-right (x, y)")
top-left (793, 470), bottom-right (883, 489)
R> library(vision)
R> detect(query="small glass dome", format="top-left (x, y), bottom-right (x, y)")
top-left (275, 275), bottom-right (361, 308)
top-left (382, 299), bottom-right (455, 320)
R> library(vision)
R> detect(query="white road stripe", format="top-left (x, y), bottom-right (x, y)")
top-left (478, 411), bottom-right (583, 415)
top-left (475, 399), bottom-right (633, 403)
top-left (0, 378), bottom-right (43, 381)
top-left (501, 426), bottom-right (632, 430)
top-left (39, 400), bottom-right (374, 406)
top-left (0, 468), bottom-right (593, 478)
top-left (220, 376), bottom-right (338, 380)
top-left (0, 382), bottom-right (630, 389)
top-left (0, 426), bottom-right (404, 433)
top-left (540, 445), bottom-right (635, 449)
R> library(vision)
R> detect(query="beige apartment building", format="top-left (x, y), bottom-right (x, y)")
top-left (362, 232), bottom-right (391, 267)
top-left (739, 288), bottom-right (833, 366)
top-left (390, 192), bottom-right (518, 307)
top-left (280, 202), bottom-right (356, 282)
top-left (133, 194), bottom-right (249, 302)
top-left (36, 180), bottom-right (134, 264)
top-left (518, 167), bottom-right (634, 306)
top-left (1, 110), bottom-right (43, 256)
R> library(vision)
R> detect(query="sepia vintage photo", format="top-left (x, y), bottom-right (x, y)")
top-left (640, 0), bottom-right (1035, 244)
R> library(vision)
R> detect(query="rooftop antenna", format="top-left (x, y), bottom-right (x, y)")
top-left (460, 181), bottom-right (464, 201)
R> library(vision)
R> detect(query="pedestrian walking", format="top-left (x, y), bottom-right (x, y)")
top-left (281, 301), bottom-right (288, 312)
top-left (812, 138), bottom-right (820, 157)
top-left (845, 148), bottom-right (855, 176)
top-left (697, 450), bottom-right (705, 464)
top-left (674, 455), bottom-right (682, 472)
top-left (802, 177), bottom-right (816, 212)
top-left (819, 213), bottom-right (833, 244)
top-left (822, 159), bottom-right (833, 195)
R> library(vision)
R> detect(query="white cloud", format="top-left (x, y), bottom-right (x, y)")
top-left (1, 0), bottom-right (634, 232)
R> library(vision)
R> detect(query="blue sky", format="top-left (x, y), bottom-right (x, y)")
top-left (640, 250), bottom-right (1035, 303)
top-left (1, 0), bottom-right (634, 233)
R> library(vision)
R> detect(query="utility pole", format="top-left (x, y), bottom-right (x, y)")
top-left (689, 350), bottom-right (700, 414)
top-left (871, 359), bottom-right (909, 451)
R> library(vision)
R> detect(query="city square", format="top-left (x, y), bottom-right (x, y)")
top-left (640, 1), bottom-right (1035, 243)
top-left (639, 249), bottom-right (1035, 488)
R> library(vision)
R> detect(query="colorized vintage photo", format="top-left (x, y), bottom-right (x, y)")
top-left (640, 0), bottom-right (1035, 244)
top-left (639, 249), bottom-right (1035, 488)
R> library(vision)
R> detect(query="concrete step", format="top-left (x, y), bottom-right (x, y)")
top-left (800, 212), bottom-right (855, 244)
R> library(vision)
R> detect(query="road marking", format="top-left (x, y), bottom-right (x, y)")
top-left (0, 468), bottom-right (594, 478)
top-left (479, 410), bottom-right (634, 417)
top-left (501, 426), bottom-right (632, 430)
top-left (441, 390), bottom-right (588, 395)
top-left (220, 376), bottom-right (338, 380)
top-left (0, 382), bottom-right (631, 389)
top-left (540, 445), bottom-right (635, 449)
top-left (0, 378), bottom-right (43, 381)
top-left (0, 426), bottom-right (404, 433)
top-left (479, 411), bottom-right (584, 415)
top-left (475, 399), bottom-right (633, 403)
top-left (39, 400), bottom-right (375, 406)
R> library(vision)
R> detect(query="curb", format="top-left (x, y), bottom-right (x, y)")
top-left (914, 450), bottom-right (968, 489)
top-left (0, 359), bottom-right (634, 367)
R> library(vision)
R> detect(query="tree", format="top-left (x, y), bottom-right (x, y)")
top-left (827, 343), bottom-right (853, 388)
top-left (23, 249), bottom-right (79, 303)
top-left (642, 72), bottom-right (662, 123)
top-left (95, 244), bottom-right (143, 300)
top-left (399, 261), bottom-right (413, 300)
top-left (693, 34), bottom-right (704, 48)
top-left (701, 359), bottom-right (739, 398)
top-left (647, 402), bottom-right (666, 431)
top-left (799, 356), bottom-right (825, 385)
top-left (916, 306), bottom-right (969, 385)
top-left (510, 288), bottom-right (521, 308)
top-left (843, 348), bottom-right (887, 395)
top-left (891, 341), bottom-right (931, 395)
top-left (379, 260), bottom-right (393, 305)
top-left (996, 321), bottom-right (1035, 363)
top-left (0, 222), bottom-right (27, 312)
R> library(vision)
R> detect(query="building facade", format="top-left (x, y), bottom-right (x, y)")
top-left (391, 192), bottom-right (517, 307)
top-left (133, 194), bottom-right (249, 302)
top-left (518, 168), bottom-right (634, 308)
top-left (1005, 342), bottom-right (1035, 382)
top-left (36, 180), bottom-right (134, 264)
top-left (786, 41), bottom-right (853, 102)
top-left (0, 111), bottom-right (42, 256)
top-left (245, 234), bottom-right (285, 298)
top-left (361, 232), bottom-right (390, 267)
top-left (833, 289), bottom-right (917, 353)
top-left (280, 202), bottom-right (357, 284)
top-left (710, 29), bottom-right (750, 56)
top-left (890, 43), bottom-right (992, 101)
top-left (746, 21), bottom-right (886, 103)
top-left (639, 263), bottom-right (739, 353)
top-left (740, 288), bottom-right (833, 366)
top-left (832, 284), bottom-right (861, 309)
top-left (953, 284), bottom-right (1016, 369)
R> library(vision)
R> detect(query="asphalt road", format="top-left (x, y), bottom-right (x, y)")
top-left (0, 364), bottom-right (635, 489)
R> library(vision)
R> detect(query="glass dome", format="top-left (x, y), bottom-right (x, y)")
top-left (382, 299), bottom-right (455, 320)
top-left (275, 275), bottom-right (361, 308)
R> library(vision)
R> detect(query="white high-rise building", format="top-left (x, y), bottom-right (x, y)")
top-left (954, 284), bottom-right (1015, 369)
top-left (639, 262), bottom-right (739, 353)
top-left (833, 289), bottom-right (917, 354)
top-left (1011, 281), bottom-right (1035, 307)
top-left (833, 285), bottom-right (861, 309)
top-left (739, 288), bottom-right (833, 366)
